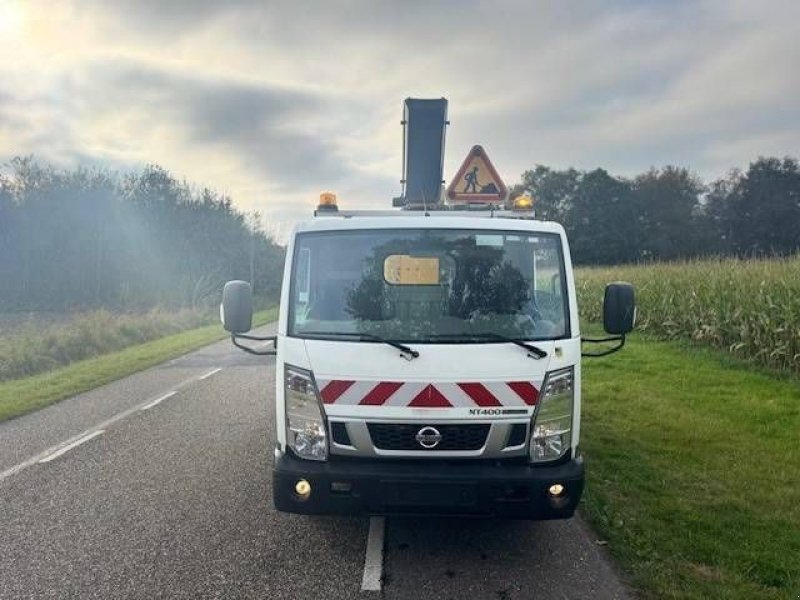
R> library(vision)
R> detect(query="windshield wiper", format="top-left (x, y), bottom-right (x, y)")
top-left (301, 332), bottom-right (419, 360)
top-left (429, 332), bottom-right (547, 359)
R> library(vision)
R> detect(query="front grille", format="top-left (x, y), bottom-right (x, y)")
top-left (367, 423), bottom-right (490, 451)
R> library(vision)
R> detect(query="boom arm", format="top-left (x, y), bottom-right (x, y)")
top-left (394, 98), bottom-right (448, 209)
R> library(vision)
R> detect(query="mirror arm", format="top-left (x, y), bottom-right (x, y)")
top-left (581, 334), bottom-right (626, 358)
top-left (231, 334), bottom-right (277, 356)
top-left (582, 334), bottom-right (624, 343)
top-left (235, 333), bottom-right (277, 342)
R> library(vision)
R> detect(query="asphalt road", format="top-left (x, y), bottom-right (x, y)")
top-left (0, 327), bottom-right (632, 599)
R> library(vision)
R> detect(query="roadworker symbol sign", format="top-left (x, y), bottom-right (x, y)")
top-left (447, 145), bottom-right (507, 204)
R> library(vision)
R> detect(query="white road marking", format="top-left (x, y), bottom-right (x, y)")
top-left (361, 516), bottom-right (386, 592)
top-left (199, 367), bottom-right (222, 380)
top-left (1, 366), bottom-right (225, 484)
top-left (38, 430), bottom-right (105, 463)
top-left (1, 402), bottom-right (145, 482)
top-left (140, 391), bottom-right (176, 411)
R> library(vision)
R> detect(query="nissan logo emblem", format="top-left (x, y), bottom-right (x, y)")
top-left (415, 426), bottom-right (442, 449)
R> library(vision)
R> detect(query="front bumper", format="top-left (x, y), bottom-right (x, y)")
top-left (273, 451), bottom-right (585, 520)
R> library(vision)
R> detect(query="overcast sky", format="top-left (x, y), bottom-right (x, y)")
top-left (1, 0), bottom-right (798, 239)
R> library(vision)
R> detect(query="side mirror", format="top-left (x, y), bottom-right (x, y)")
top-left (220, 280), bottom-right (253, 334)
top-left (603, 282), bottom-right (636, 335)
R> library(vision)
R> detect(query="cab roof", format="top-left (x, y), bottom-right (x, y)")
top-left (292, 212), bottom-right (566, 237)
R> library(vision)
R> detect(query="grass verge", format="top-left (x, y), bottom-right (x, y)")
top-left (0, 308), bottom-right (211, 381)
top-left (0, 308), bottom-right (278, 423)
top-left (581, 333), bottom-right (800, 599)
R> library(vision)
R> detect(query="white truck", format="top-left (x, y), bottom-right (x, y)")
top-left (220, 99), bottom-right (635, 519)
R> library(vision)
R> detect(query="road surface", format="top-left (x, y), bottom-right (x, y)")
top-left (0, 327), bottom-right (632, 599)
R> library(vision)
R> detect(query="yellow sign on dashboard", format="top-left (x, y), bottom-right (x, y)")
top-left (384, 255), bottom-right (440, 285)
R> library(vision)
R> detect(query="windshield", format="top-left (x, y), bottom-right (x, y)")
top-left (289, 228), bottom-right (569, 343)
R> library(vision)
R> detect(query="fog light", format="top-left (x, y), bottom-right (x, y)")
top-left (295, 479), bottom-right (311, 500)
top-left (548, 483), bottom-right (565, 497)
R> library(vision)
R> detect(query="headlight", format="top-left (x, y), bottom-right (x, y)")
top-left (530, 367), bottom-right (573, 462)
top-left (285, 365), bottom-right (327, 461)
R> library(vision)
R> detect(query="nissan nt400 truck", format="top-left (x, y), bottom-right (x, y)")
top-left (219, 200), bottom-right (635, 520)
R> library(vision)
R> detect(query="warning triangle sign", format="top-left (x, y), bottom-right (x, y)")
top-left (447, 145), bottom-right (507, 204)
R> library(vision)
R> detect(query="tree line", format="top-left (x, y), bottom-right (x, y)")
top-left (0, 157), bottom-right (284, 312)
top-left (2, 153), bottom-right (797, 314)
top-left (514, 156), bottom-right (800, 265)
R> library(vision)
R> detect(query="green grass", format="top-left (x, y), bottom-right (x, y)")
top-left (0, 308), bottom-right (278, 423)
top-left (581, 333), bottom-right (800, 599)
top-left (0, 308), bottom-right (211, 381)
top-left (576, 256), bottom-right (800, 373)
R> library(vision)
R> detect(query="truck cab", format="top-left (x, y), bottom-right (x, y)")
top-left (221, 204), bottom-right (634, 519)
top-left (220, 98), bottom-right (634, 519)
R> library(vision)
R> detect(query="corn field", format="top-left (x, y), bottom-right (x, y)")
top-left (576, 256), bottom-right (800, 373)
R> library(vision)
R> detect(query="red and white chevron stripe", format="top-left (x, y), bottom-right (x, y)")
top-left (316, 379), bottom-right (539, 408)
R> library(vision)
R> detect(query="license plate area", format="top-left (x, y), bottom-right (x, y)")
top-left (380, 481), bottom-right (477, 508)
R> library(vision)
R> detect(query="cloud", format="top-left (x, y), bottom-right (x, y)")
top-left (67, 60), bottom-right (399, 236)
top-left (73, 61), bottom-right (365, 188)
top-left (0, 0), bottom-right (798, 240)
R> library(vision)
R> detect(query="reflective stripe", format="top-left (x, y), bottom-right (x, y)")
top-left (507, 381), bottom-right (539, 405)
top-left (434, 382), bottom-right (480, 408)
top-left (457, 382), bottom-right (502, 407)
top-left (335, 380), bottom-right (379, 406)
top-left (319, 380), bottom-right (355, 404)
top-left (384, 382), bottom-right (428, 407)
top-left (483, 381), bottom-right (528, 407)
top-left (360, 382), bottom-right (403, 406)
top-left (316, 379), bottom-right (540, 407)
